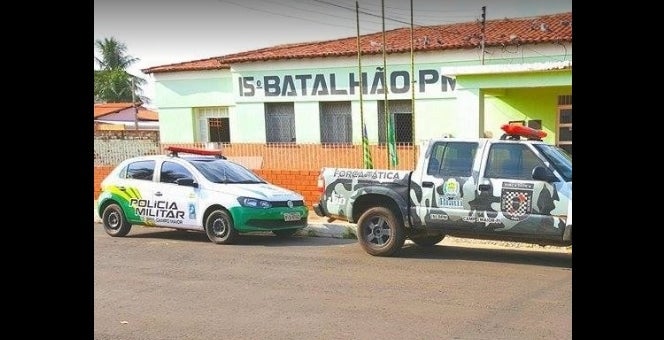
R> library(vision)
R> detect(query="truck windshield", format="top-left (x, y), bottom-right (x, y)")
top-left (533, 144), bottom-right (572, 181)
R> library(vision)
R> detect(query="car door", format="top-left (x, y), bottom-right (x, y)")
top-left (476, 142), bottom-right (564, 239)
top-left (153, 160), bottom-right (201, 229)
top-left (413, 141), bottom-right (479, 230)
top-left (119, 159), bottom-right (160, 226)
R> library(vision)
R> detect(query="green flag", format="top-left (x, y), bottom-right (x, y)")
top-left (362, 123), bottom-right (373, 169)
top-left (387, 113), bottom-right (398, 167)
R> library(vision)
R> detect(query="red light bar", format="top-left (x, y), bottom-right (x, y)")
top-left (166, 146), bottom-right (224, 157)
top-left (500, 124), bottom-right (547, 140)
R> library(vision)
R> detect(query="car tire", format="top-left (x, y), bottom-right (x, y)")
top-left (410, 234), bottom-right (445, 247)
top-left (272, 228), bottom-right (300, 238)
top-left (102, 203), bottom-right (132, 237)
top-left (205, 209), bottom-right (238, 244)
top-left (356, 207), bottom-right (405, 257)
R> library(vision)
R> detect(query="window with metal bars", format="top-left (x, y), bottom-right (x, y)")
top-left (265, 102), bottom-right (295, 143)
top-left (208, 118), bottom-right (230, 143)
top-left (377, 100), bottom-right (412, 145)
top-left (195, 107), bottom-right (230, 143)
top-left (320, 101), bottom-right (352, 144)
top-left (557, 95), bottom-right (572, 155)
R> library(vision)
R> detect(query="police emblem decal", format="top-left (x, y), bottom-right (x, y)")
top-left (439, 178), bottom-right (463, 208)
top-left (500, 182), bottom-right (534, 221)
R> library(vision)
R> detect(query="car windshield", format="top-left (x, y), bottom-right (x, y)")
top-left (188, 159), bottom-right (266, 184)
top-left (533, 144), bottom-right (572, 181)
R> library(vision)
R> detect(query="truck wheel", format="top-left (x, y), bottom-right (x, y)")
top-left (205, 209), bottom-right (238, 244)
top-left (102, 203), bottom-right (132, 237)
top-left (410, 234), bottom-right (445, 247)
top-left (356, 207), bottom-right (405, 257)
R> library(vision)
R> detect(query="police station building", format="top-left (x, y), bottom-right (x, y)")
top-left (143, 12), bottom-right (572, 155)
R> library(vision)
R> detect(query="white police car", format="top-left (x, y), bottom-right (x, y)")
top-left (96, 146), bottom-right (308, 244)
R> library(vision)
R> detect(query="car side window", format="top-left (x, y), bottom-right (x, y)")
top-left (160, 161), bottom-right (194, 184)
top-left (427, 142), bottom-right (477, 177)
top-left (125, 160), bottom-right (155, 181)
top-left (484, 143), bottom-right (545, 180)
top-left (427, 143), bottom-right (445, 175)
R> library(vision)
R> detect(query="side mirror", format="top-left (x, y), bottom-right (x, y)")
top-left (532, 166), bottom-right (558, 182)
top-left (175, 177), bottom-right (198, 188)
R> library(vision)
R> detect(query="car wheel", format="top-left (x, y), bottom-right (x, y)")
top-left (410, 234), bottom-right (445, 247)
top-left (356, 207), bottom-right (405, 257)
top-left (102, 203), bottom-right (132, 237)
top-left (272, 228), bottom-right (300, 238)
top-left (205, 209), bottom-right (238, 244)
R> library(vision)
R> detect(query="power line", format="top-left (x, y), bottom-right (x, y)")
top-left (311, 0), bottom-right (413, 26)
top-left (216, 0), bottom-right (356, 30)
top-left (263, 0), bottom-right (360, 23)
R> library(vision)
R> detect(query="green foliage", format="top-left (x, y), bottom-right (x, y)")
top-left (94, 37), bottom-right (149, 104)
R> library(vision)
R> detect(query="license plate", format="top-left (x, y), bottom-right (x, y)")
top-left (283, 212), bottom-right (301, 221)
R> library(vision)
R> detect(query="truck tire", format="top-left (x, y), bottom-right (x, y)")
top-left (356, 207), bottom-right (405, 257)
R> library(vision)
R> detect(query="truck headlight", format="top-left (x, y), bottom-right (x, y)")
top-left (237, 197), bottom-right (272, 209)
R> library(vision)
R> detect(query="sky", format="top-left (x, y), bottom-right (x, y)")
top-left (94, 0), bottom-right (572, 106)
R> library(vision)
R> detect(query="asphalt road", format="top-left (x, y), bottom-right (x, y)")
top-left (94, 223), bottom-right (572, 340)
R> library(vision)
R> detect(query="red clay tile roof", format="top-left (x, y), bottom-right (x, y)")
top-left (142, 57), bottom-right (230, 74)
top-left (143, 12), bottom-right (571, 74)
top-left (94, 103), bottom-right (159, 121)
top-left (94, 102), bottom-right (135, 118)
top-left (137, 107), bottom-right (158, 121)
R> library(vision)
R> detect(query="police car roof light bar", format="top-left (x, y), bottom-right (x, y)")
top-left (499, 123), bottom-right (547, 141)
top-left (165, 146), bottom-right (226, 159)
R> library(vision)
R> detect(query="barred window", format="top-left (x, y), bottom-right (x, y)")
top-left (194, 107), bottom-right (230, 143)
top-left (265, 103), bottom-right (295, 143)
top-left (377, 100), bottom-right (412, 145)
top-left (557, 95), bottom-right (572, 155)
top-left (320, 101), bottom-right (352, 144)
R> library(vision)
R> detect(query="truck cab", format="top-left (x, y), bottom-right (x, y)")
top-left (410, 135), bottom-right (571, 247)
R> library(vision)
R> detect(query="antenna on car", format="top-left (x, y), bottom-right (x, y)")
top-left (165, 146), bottom-right (227, 159)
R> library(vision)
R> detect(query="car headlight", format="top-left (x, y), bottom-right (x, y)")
top-left (237, 197), bottom-right (272, 209)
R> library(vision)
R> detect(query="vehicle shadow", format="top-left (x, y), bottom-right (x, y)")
top-left (124, 228), bottom-right (357, 247)
top-left (395, 243), bottom-right (572, 268)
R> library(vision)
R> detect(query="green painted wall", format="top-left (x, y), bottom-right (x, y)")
top-left (231, 103), bottom-right (266, 143)
top-left (453, 70), bottom-right (572, 140)
top-left (294, 102), bottom-right (321, 143)
top-left (460, 70), bottom-right (571, 89)
top-left (413, 98), bottom-right (459, 140)
top-left (484, 86), bottom-right (571, 144)
top-left (155, 76), bottom-right (234, 108)
top-left (158, 108), bottom-right (195, 142)
top-left (153, 62), bottom-right (571, 145)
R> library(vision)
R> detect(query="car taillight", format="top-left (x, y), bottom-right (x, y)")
top-left (317, 173), bottom-right (325, 193)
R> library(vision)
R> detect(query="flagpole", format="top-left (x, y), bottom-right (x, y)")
top-left (410, 0), bottom-right (416, 168)
top-left (356, 0), bottom-right (372, 169)
top-left (381, 0), bottom-right (390, 169)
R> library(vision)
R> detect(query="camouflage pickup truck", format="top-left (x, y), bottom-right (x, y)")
top-left (313, 127), bottom-right (572, 257)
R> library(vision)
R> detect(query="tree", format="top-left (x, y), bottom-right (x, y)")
top-left (94, 37), bottom-right (149, 104)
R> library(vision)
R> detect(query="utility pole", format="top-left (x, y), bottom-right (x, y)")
top-left (480, 6), bottom-right (486, 65)
top-left (131, 77), bottom-right (139, 131)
